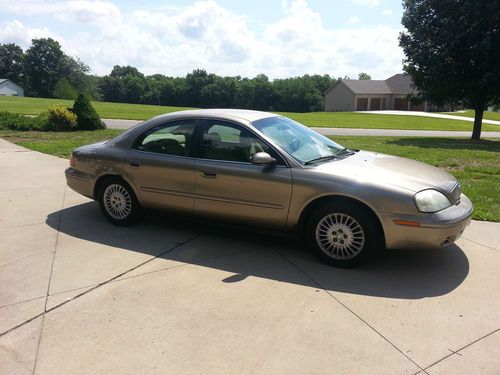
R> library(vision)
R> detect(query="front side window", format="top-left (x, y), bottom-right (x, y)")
top-left (200, 121), bottom-right (276, 163)
top-left (133, 120), bottom-right (195, 157)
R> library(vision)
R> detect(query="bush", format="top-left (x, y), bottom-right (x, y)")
top-left (73, 93), bottom-right (106, 130)
top-left (42, 106), bottom-right (77, 131)
top-left (0, 112), bottom-right (44, 131)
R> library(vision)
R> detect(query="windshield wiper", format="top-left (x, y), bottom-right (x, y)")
top-left (305, 155), bottom-right (338, 165)
top-left (337, 148), bottom-right (356, 156)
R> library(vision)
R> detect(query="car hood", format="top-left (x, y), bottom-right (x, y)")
top-left (315, 150), bottom-right (457, 194)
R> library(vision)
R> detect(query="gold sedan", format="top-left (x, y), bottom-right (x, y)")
top-left (66, 109), bottom-right (472, 267)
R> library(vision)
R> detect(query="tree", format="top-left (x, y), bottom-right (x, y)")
top-left (100, 76), bottom-right (125, 102)
top-left (60, 55), bottom-right (90, 93)
top-left (79, 74), bottom-right (103, 100)
top-left (0, 43), bottom-right (25, 84)
top-left (122, 75), bottom-right (147, 103)
top-left (185, 69), bottom-right (213, 107)
top-left (100, 65), bottom-right (147, 103)
top-left (2, 38), bottom-right (96, 99)
top-left (235, 78), bottom-right (255, 109)
top-left (53, 78), bottom-right (78, 99)
top-left (110, 65), bottom-right (144, 78)
top-left (200, 76), bottom-right (237, 108)
top-left (399, 0), bottom-right (500, 140)
top-left (156, 76), bottom-right (188, 106)
top-left (73, 93), bottom-right (105, 130)
top-left (358, 72), bottom-right (371, 80)
top-left (24, 38), bottom-right (66, 97)
top-left (252, 74), bottom-right (273, 110)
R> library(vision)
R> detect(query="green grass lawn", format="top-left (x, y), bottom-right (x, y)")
top-left (1, 129), bottom-right (498, 222)
top-left (441, 110), bottom-right (500, 122)
top-left (279, 111), bottom-right (499, 131)
top-left (0, 96), bottom-right (193, 121)
top-left (1, 96), bottom-right (499, 131)
top-left (0, 129), bottom-right (123, 158)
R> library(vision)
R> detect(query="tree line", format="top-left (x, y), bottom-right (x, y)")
top-left (0, 38), bottom-right (336, 112)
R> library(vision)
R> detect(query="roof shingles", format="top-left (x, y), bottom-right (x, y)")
top-left (341, 80), bottom-right (391, 94)
top-left (332, 74), bottom-right (417, 95)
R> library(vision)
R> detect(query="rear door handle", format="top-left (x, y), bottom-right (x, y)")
top-left (129, 160), bottom-right (141, 167)
top-left (201, 170), bottom-right (217, 178)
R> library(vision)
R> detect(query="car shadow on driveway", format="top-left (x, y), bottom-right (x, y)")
top-left (46, 202), bottom-right (469, 300)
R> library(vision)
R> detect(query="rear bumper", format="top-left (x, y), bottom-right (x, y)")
top-left (65, 167), bottom-right (94, 199)
top-left (380, 194), bottom-right (473, 249)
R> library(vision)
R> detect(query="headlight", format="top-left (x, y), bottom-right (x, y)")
top-left (414, 189), bottom-right (452, 213)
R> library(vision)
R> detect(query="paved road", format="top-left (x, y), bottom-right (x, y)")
top-left (312, 127), bottom-right (500, 138)
top-left (360, 110), bottom-right (500, 125)
top-left (1, 138), bottom-right (499, 374)
top-left (103, 118), bottom-right (500, 138)
top-left (104, 118), bottom-right (143, 129)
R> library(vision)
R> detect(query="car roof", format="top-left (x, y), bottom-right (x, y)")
top-left (108, 108), bottom-right (281, 149)
top-left (152, 108), bottom-right (279, 123)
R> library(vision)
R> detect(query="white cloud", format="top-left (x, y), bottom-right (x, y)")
top-left (60, 1), bottom-right (121, 23)
top-left (267, 0), bottom-right (323, 43)
top-left (347, 16), bottom-right (362, 24)
top-left (0, 0), bottom-right (120, 23)
top-left (0, 0), bottom-right (60, 15)
top-left (0, 20), bottom-right (61, 47)
top-left (0, 0), bottom-right (405, 79)
top-left (350, 0), bottom-right (380, 8)
top-left (126, 0), bottom-right (259, 74)
top-left (381, 9), bottom-right (393, 16)
top-left (330, 26), bottom-right (404, 78)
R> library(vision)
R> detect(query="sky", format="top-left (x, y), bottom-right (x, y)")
top-left (0, 0), bottom-right (406, 79)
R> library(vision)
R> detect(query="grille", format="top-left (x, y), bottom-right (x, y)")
top-left (451, 183), bottom-right (461, 204)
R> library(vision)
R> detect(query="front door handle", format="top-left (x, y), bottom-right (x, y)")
top-left (129, 160), bottom-right (141, 167)
top-left (201, 170), bottom-right (217, 178)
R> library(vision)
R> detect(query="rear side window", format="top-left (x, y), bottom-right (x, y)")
top-left (133, 120), bottom-right (195, 157)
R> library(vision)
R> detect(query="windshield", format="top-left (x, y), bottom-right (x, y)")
top-left (252, 116), bottom-right (345, 164)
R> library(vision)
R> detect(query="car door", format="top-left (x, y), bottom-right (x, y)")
top-left (127, 119), bottom-right (196, 215)
top-left (194, 119), bottom-right (292, 229)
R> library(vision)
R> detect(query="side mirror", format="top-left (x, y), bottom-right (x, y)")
top-left (251, 152), bottom-right (277, 165)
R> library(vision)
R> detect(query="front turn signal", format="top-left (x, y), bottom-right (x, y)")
top-left (394, 220), bottom-right (421, 227)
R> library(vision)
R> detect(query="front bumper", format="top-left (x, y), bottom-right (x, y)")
top-left (379, 194), bottom-right (473, 250)
top-left (65, 167), bottom-right (94, 199)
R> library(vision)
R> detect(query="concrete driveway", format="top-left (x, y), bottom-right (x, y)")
top-left (0, 138), bottom-right (499, 375)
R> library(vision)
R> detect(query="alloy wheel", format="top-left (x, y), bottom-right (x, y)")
top-left (315, 213), bottom-right (365, 259)
top-left (103, 183), bottom-right (132, 220)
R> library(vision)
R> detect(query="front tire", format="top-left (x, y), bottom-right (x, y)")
top-left (98, 177), bottom-right (140, 226)
top-left (306, 202), bottom-right (377, 268)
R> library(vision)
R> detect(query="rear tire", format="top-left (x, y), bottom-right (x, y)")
top-left (306, 202), bottom-right (378, 268)
top-left (98, 177), bottom-right (140, 226)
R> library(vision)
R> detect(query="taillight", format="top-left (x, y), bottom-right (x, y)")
top-left (70, 155), bottom-right (76, 167)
